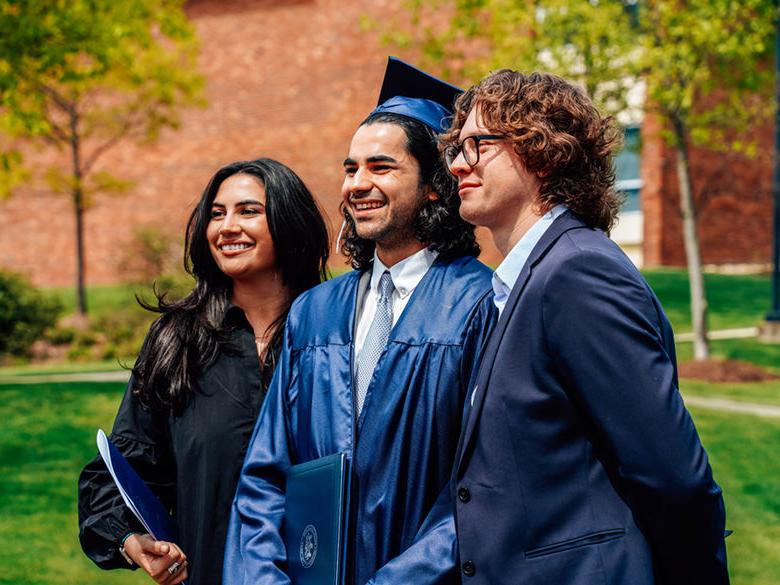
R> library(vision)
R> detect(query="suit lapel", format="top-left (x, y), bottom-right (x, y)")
top-left (456, 211), bottom-right (588, 474)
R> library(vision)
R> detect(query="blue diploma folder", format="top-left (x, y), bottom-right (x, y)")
top-left (96, 429), bottom-right (182, 571)
top-left (283, 452), bottom-right (351, 585)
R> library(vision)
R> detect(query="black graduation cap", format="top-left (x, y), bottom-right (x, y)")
top-left (371, 57), bottom-right (462, 133)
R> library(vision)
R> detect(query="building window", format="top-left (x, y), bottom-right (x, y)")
top-left (615, 124), bottom-right (642, 212)
top-left (611, 124), bottom-right (643, 265)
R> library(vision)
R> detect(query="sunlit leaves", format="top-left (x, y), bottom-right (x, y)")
top-left (0, 149), bottom-right (27, 199)
top-left (0, 0), bottom-right (204, 314)
top-left (0, 0), bottom-right (204, 191)
top-left (387, 0), bottom-right (775, 149)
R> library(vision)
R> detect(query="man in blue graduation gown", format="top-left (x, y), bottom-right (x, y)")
top-left (223, 58), bottom-right (495, 585)
top-left (443, 71), bottom-right (729, 584)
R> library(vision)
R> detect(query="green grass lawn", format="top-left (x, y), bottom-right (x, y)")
top-left (642, 269), bottom-right (780, 374)
top-left (0, 360), bottom-right (127, 378)
top-left (0, 382), bottom-right (140, 585)
top-left (1, 270), bottom-right (776, 583)
top-left (0, 380), bottom-right (777, 584)
top-left (682, 378), bottom-right (780, 407)
top-left (686, 405), bottom-right (780, 585)
top-left (43, 283), bottom-right (150, 317)
top-left (642, 269), bottom-right (772, 332)
top-left (674, 338), bottom-right (780, 373)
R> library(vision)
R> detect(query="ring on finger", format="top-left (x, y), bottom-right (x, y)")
top-left (167, 561), bottom-right (181, 575)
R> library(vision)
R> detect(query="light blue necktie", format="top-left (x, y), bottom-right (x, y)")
top-left (355, 271), bottom-right (395, 414)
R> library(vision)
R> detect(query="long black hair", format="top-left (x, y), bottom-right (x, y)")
top-left (339, 112), bottom-right (480, 270)
top-left (133, 158), bottom-right (330, 412)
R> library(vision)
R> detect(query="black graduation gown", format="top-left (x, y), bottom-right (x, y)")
top-left (78, 307), bottom-right (265, 585)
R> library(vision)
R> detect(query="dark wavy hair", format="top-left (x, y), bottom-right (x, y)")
top-left (133, 158), bottom-right (330, 412)
top-left (340, 112), bottom-right (479, 270)
top-left (443, 70), bottom-right (623, 233)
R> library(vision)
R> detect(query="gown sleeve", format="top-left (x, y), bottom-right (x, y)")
top-left (366, 291), bottom-right (497, 585)
top-left (223, 321), bottom-right (295, 585)
top-left (77, 372), bottom-right (176, 569)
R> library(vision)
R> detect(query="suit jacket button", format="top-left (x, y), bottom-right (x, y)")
top-left (458, 487), bottom-right (471, 503)
top-left (462, 560), bottom-right (476, 577)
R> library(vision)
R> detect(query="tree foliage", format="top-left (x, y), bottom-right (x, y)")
top-left (0, 0), bottom-right (204, 314)
top-left (638, 0), bottom-right (773, 148)
top-left (392, 0), bottom-right (773, 127)
top-left (396, 0), bottom-right (639, 117)
top-left (386, 0), bottom-right (775, 359)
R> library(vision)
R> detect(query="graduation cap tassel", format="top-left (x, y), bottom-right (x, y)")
top-left (335, 218), bottom-right (348, 255)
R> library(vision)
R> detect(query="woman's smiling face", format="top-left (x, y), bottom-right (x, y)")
top-left (206, 173), bottom-right (277, 282)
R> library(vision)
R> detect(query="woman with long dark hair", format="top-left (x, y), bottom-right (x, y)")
top-left (78, 159), bottom-right (329, 585)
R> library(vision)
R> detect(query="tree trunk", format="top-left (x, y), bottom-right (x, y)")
top-left (671, 114), bottom-right (709, 360)
top-left (74, 185), bottom-right (87, 316)
top-left (69, 108), bottom-right (88, 316)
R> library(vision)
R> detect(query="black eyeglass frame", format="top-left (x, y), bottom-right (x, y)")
top-left (443, 134), bottom-right (507, 168)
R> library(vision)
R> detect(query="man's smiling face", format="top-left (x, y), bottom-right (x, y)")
top-left (341, 122), bottom-right (428, 260)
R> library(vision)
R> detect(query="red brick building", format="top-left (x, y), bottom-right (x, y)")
top-left (0, 0), bottom-right (773, 287)
top-left (641, 113), bottom-right (773, 268)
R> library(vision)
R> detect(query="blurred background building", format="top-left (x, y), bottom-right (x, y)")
top-left (0, 0), bottom-right (772, 286)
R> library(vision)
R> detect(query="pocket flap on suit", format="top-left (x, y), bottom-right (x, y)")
top-left (525, 528), bottom-right (626, 559)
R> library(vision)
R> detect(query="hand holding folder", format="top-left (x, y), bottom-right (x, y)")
top-left (96, 429), bottom-right (187, 584)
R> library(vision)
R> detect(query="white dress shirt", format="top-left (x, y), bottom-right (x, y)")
top-left (492, 205), bottom-right (567, 316)
top-left (354, 247), bottom-right (438, 366)
top-left (470, 205), bottom-right (567, 408)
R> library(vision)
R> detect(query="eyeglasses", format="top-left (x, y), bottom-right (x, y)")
top-left (443, 134), bottom-right (507, 168)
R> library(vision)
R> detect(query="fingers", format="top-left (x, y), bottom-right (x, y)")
top-left (147, 542), bottom-right (187, 585)
top-left (152, 557), bottom-right (188, 585)
top-left (172, 565), bottom-right (189, 585)
top-left (164, 559), bottom-right (189, 585)
top-left (136, 533), bottom-right (164, 554)
top-left (125, 536), bottom-right (187, 584)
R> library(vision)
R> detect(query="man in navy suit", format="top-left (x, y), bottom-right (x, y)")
top-left (442, 70), bottom-right (729, 584)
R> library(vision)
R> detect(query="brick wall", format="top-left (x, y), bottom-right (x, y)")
top-left (0, 0), bottom-right (502, 288)
top-left (1, 0), bottom-right (771, 286)
top-left (641, 112), bottom-right (773, 267)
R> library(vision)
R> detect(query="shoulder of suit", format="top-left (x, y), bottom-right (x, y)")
top-left (544, 223), bottom-right (618, 257)
top-left (542, 230), bottom-right (646, 289)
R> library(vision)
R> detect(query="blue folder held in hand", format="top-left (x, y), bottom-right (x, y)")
top-left (283, 452), bottom-right (351, 585)
top-left (96, 429), bottom-right (180, 549)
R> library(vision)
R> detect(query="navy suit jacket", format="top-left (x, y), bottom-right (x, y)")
top-left (453, 212), bottom-right (728, 585)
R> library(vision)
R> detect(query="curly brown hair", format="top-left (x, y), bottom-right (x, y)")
top-left (443, 70), bottom-right (623, 233)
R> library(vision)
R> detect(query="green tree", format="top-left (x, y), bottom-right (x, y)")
top-left (388, 0), bottom-right (774, 360)
top-left (0, 0), bottom-right (204, 315)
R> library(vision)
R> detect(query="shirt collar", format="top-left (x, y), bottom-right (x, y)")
top-left (223, 302), bottom-right (255, 332)
top-left (371, 247), bottom-right (438, 298)
top-left (493, 205), bottom-right (567, 298)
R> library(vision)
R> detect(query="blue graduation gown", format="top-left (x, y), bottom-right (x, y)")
top-left (223, 255), bottom-right (495, 585)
